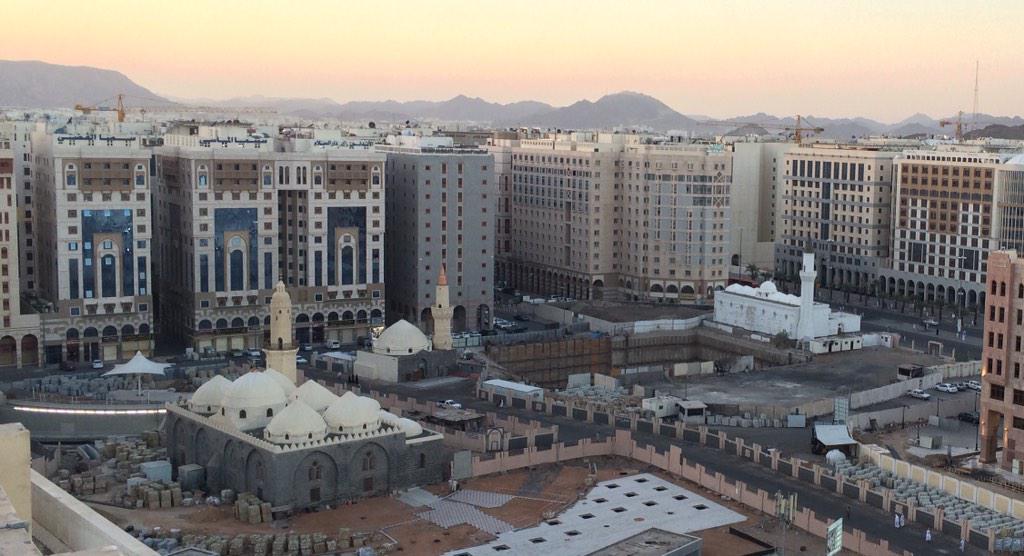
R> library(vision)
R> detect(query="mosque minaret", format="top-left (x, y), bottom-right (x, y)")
top-left (264, 281), bottom-right (300, 383)
top-left (432, 265), bottom-right (454, 351)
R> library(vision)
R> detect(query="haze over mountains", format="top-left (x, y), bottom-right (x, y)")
top-left (3, 60), bottom-right (1023, 139)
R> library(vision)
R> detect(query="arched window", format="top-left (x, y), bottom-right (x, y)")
top-left (239, 410), bottom-right (247, 419)
top-left (341, 245), bottom-right (354, 285)
top-left (362, 451), bottom-right (375, 471)
top-left (266, 408), bottom-right (273, 417)
top-left (65, 164), bottom-right (77, 187)
top-left (308, 461), bottom-right (322, 480)
top-left (262, 165), bottom-right (272, 186)
top-left (419, 453), bottom-right (426, 469)
top-left (229, 249), bottom-right (244, 291)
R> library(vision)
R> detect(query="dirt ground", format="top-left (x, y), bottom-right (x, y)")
top-left (90, 457), bottom-right (837, 555)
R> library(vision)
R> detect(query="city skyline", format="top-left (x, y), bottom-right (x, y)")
top-left (1, 0), bottom-right (1022, 121)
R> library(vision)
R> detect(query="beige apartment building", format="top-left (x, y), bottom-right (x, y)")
top-left (979, 250), bottom-right (1024, 471)
top-left (31, 132), bottom-right (156, 365)
top-left (490, 133), bottom-right (731, 302)
top-left (0, 137), bottom-right (42, 368)
top-left (776, 145), bottom-right (898, 290)
top-left (879, 150), bottom-right (1024, 310)
top-left (153, 124), bottom-right (386, 355)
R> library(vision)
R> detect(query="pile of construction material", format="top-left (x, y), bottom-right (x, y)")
top-left (52, 435), bottom-right (174, 501)
top-left (234, 492), bottom-right (273, 525)
top-left (124, 479), bottom-right (184, 510)
top-left (52, 468), bottom-right (112, 496)
top-left (135, 526), bottom-right (391, 555)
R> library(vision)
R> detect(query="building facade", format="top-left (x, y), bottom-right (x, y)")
top-left (31, 132), bottom-right (156, 365)
top-left (775, 145), bottom-right (897, 290)
top-left (729, 141), bottom-right (790, 271)
top-left (878, 151), bottom-right (1024, 310)
top-left (979, 250), bottom-right (1024, 472)
top-left (153, 125), bottom-right (386, 354)
top-left (0, 137), bottom-right (42, 368)
top-left (490, 133), bottom-right (732, 302)
top-left (380, 135), bottom-right (495, 333)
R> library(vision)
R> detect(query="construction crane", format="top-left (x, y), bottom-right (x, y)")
top-left (74, 94), bottom-right (127, 122)
top-left (939, 110), bottom-right (967, 142)
top-left (697, 115), bottom-right (824, 143)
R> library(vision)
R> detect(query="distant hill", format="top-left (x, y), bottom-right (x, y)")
top-left (0, 60), bottom-right (170, 108)
top-left (964, 124), bottom-right (1024, 140)
top-left (515, 91), bottom-right (698, 131)
top-left (338, 95), bottom-right (553, 123)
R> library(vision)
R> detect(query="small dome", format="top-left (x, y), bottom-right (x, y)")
top-left (271, 280), bottom-right (291, 305)
top-left (758, 281), bottom-right (778, 294)
top-left (265, 400), bottom-right (328, 444)
top-left (372, 319), bottom-right (431, 356)
top-left (188, 375), bottom-right (231, 414)
top-left (290, 380), bottom-right (338, 412)
top-left (379, 410), bottom-right (400, 428)
top-left (221, 371), bottom-right (287, 410)
top-left (264, 368), bottom-right (296, 395)
top-left (826, 449), bottom-right (848, 466)
top-left (398, 418), bottom-right (423, 438)
top-left (324, 391), bottom-right (381, 434)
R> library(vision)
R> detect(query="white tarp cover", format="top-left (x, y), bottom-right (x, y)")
top-left (814, 424), bottom-right (856, 447)
top-left (103, 351), bottom-right (173, 377)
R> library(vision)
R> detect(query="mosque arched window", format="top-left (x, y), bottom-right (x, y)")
top-left (266, 408), bottom-right (274, 417)
top-left (362, 451), bottom-right (375, 471)
top-left (239, 410), bottom-right (247, 419)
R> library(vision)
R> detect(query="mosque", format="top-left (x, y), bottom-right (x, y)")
top-left (163, 282), bottom-right (447, 511)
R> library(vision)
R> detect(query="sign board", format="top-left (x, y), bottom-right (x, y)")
top-left (826, 518), bottom-right (843, 556)
top-left (833, 398), bottom-right (849, 425)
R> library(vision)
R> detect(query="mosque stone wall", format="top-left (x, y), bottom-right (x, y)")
top-left (163, 410), bottom-right (448, 510)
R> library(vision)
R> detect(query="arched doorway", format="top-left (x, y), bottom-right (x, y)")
top-left (452, 306), bottom-right (467, 332)
top-left (21, 335), bottom-right (39, 367)
top-left (0, 336), bottom-right (16, 367)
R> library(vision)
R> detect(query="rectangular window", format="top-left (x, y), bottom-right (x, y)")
top-left (264, 252), bottom-right (273, 289)
top-left (990, 384), bottom-right (1005, 401)
top-left (68, 258), bottom-right (79, 299)
top-left (199, 255), bottom-right (209, 293)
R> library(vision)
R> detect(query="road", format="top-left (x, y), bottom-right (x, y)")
top-left (348, 376), bottom-right (982, 554)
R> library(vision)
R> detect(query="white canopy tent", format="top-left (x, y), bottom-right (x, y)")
top-left (103, 351), bottom-right (174, 395)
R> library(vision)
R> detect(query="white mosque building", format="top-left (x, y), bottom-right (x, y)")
top-left (714, 251), bottom-right (862, 350)
top-left (164, 282), bottom-right (446, 510)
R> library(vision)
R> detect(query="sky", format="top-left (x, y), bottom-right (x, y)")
top-left (1, 0), bottom-right (1021, 122)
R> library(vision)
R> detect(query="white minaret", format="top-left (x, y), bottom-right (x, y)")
top-left (795, 251), bottom-right (817, 339)
top-left (432, 265), bottom-right (454, 351)
top-left (264, 281), bottom-right (299, 384)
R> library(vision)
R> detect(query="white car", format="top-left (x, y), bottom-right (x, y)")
top-left (91, 359), bottom-right (104, 370)
top-left (295, 355), bottom-right (308, 364)
top-left (326, 340), bottom-right (341, 349)
top-left (437, 399), bottom-right (462, 409)
top-left (246, 349), bottom-right (262, 358)
top-left (966, 380), bottom-right (982, 391)
top-left (935, 383), bottom-right (959, 393)
top-left (907, 388), bottom-right (932, 400)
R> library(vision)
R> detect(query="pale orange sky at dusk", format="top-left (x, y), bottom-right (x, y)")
top-left (2, 0), bottom-right (1021, 121)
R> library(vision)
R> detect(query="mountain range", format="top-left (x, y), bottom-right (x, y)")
top-left (3, 60), bottom-right (1024, 138)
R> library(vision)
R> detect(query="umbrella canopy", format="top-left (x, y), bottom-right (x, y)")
top-left (103, 351), bottom-right (173, 377)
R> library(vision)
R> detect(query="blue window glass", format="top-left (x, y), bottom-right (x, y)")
top-left (199, 255), bottom-right (209, 292)
top-left (101, 255), bottom-right (117, 297)
top-left (68, 258), bottom-right (79, 299)
top-left (327, 207), bottom-right (366, 286)
top-left (81, 211), bottom-right (133, 297)
top-left (372, 249), bottom-right (380, 283)
top-left (314, 251), bottom-right (323, 287)
top-left (341, 246), bottom-right (354, 285)
top-left (137, 256), bottom-right (147, 295)
top-left (214, 208), bottom-right (258, 292)
top-left (264, 252), bottom-right (272, 289)
top-left (230, 250), bottom-right (244, 291)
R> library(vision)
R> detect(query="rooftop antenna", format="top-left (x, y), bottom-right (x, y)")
top-left (972, 60), bottom-right (980, 130)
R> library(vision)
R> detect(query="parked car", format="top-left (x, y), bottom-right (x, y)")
top-left (954, 382), bottom-right (968, 391)
top-left (921, 319), bottom-right (939, 327)
top-left (295, 355), bottom-right (308, 364)
top-left (326, 340), bottom-right (341, 349)
top-left (958, 412), bottom-right (980, 424)
top-left (966, 380), bottom-right (982, 391)
top-left (246, 349), bottom-right (262, 358)
top-left (935, 383), bottom-right (959, 393)
top-left (301, 343), bottom-right (313, 352)
top-left (513, 315), bottom-right (530, 322)
top-left (437, 399), bottom-right (462, 409)
top-left (230, 349), bottom-right (244, 358)
top-left (91, 359), bottom-right (104, 370)
top-left (907, 388), bottom-right (931, 400)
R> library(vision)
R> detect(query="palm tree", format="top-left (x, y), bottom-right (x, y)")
top-left (746, 263), bottom-right (760, 282)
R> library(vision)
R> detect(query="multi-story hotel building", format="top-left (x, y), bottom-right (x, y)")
top-left (979, 250), bottom-right (1024, 472)
top-left (0, 137), bottom-right (42, 368)
top-left (153, 124), bottom-right (386, 355)
top-left (490, 133), bottom-right (731, 302)
top-left (0, 121), bottom-right (37, 297)
top-left (878, 150), bottom-right (1024, 309)
top-left (730, 140), bottom-right (790, 271)
top-left (379, 134), bottom-right (495, 332)
top-left (31, 131), bottom-right (156, 365)
top-left (775, 145), bottom-right (898, 290)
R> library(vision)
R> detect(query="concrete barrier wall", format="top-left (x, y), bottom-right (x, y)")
top-left (847, 395), bottom-right (975, 431)
top-left (929, 361), bottom-right (982, 379)
top-left (866, 451), bottom-right (1024, 521)
top-left (31, 470), bottom-right (157, 555)
top-left (849, 373), bottom-right (943, 409)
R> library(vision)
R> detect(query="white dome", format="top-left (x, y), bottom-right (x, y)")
top-left (398, 418), bottom-right (423, 438)
top-left (188, 375), bottom-right (231, 414)
top-left (290, 380), bottom-right (338, 413)
top-left (265, 400), bottom-right (328, 444)
top-left (758, 281), bottom-right (778, 294)
top-left (264, 368), bottom-right (296, 395)
top-left (372, 319), bottom-right (431, 356)
top-left (219, 371), bottom-right (288, 431)
top-left (324, 391), bottom-right (381, 434)
top-left (379, 410), bottom-right (400, 428)
top-left (826, 449), bottom-right (848, 466)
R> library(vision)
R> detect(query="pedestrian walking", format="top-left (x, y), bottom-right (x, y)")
top-left (894, 514), bottom-right (900, 529)
top-left (925, 529), bottom-right (932, 542)
top-left (960, 538), bottom-right (966, 552)
top-left (900, 514), bottom-right (906, 528)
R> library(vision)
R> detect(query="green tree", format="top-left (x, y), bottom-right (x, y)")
top-left (746, 263), bottom-right (760, 282)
